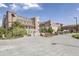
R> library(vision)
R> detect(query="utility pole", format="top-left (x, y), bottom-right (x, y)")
top-left (74, 17), bottom-right (78, 33)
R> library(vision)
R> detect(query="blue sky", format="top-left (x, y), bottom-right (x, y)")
top-left (0, 3), bottom-right (79, 26)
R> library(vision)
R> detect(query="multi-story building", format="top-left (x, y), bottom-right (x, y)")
top-left (2, 11), bottom-right (40, 36)
top-left (40, 20), bottom-right (62, 33)
top-left (2, 11), bottom-right (62, 36)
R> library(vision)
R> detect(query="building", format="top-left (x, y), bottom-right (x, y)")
top-left (2, 11), bottom-right (40, 36)
top-left (2, 11), bottom-right (62, 36)
top-left (40, 20), bottom-right (62, 33)
top-left (63, 24), bottom-right (79, 33)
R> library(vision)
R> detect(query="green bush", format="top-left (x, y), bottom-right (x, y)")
top-left (12, 27), bottom-right (27, 37)
top-left (47, 27), bottom-right (54, 34)
top-left (40, 27), bottom-right (47, 33)
top-left (0, 21), bottom-right (27, 39)
top-left (40, 27), bottom-right (54, 34)
top-left (5, 31), bottom-right (12, 39)
top-left (7, 21), bottom-right (27, 38)
top-left (0, 28), bottom-right (6, 38)
top-left (72, 34), bottom-right (79, 39)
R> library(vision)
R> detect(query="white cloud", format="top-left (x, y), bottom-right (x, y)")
top-left (24, 3), bottom-right (40, 8)
top-left (23, 6), bottom-right (29, 10)
top-left (9, 3), bottom-right (42, 11)
top-left (23, 3), bottom-right (42, 10)
top-left (10, 4), bottom-right (17, 10)
top-left (0, 3), bottom-right (8, 8)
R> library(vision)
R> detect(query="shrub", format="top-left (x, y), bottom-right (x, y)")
top-left (40, 27), bottom-right (54, 34)
top-left (0, 28), bottom-right (6, 38)
top-left (12, 27), bottom-right (27, 37)
top-left (72, 34), bottom-right (79, 39)
top-left (47, 27), bottom-right (54, 34)
top-left (5, 31), bottom-right (12, 39)
top-left (5, 21), bottom-right (27, 39)
top-left (40, 27), bottom-right (47, 33)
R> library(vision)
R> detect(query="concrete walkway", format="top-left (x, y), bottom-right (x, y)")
top-left (0, 34), bottom-right (79, 56)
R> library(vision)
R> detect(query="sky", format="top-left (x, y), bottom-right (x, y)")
top-left (0, 3), bottom-right (79, 26)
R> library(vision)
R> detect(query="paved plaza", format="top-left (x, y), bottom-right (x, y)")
top-left (0, 34), bottom-right (79, 56)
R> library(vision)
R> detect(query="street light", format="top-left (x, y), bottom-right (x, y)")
top-left (74, 17), bottom-right (78, 33)
top-left (11, 14), bottom-right (15, 37)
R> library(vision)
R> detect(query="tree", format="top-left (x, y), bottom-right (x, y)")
top-left (6, 21), bottom-right (27, 38)
top-left (12, 21), bottom-right (27, 37)
top-left (12, 21), bottom-right (25, 28)
top-left (0, 27), bottom-right (6, 38)
top-left (47, 27), bottom-right (54, 34)
top-left (40, 27), bottom-right (54, 34)
top-left (60, 24), bottom-right (63, 31)
top-left (40, 27), bottom-right (47, 33)
top-left (12, 27), bottom-right (27, 37)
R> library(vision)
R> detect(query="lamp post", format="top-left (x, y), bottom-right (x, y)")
top-left (11, 14), bottom-right (15, 37)
top-left (74, 17), bottom-right (78, 33)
